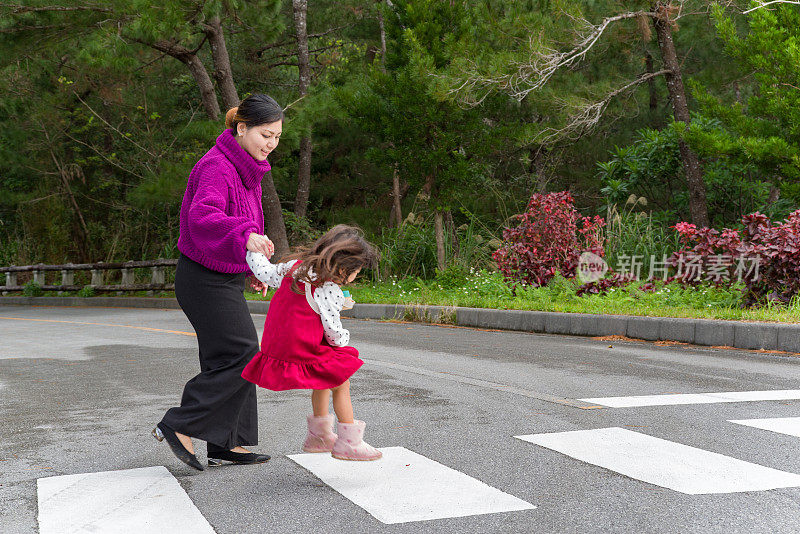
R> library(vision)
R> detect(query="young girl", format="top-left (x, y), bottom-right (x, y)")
top-left (242, 225), bottom-right (383, 461)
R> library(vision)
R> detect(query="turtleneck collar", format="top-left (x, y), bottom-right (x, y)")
top-left (215, 129), bottom-right (271, 190)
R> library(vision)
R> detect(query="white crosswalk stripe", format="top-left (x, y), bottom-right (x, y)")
top-left (579, 389), bottom-right (800, 408)
top-left (729, 417), bottom-right (800, 438)
top-left (32, 391), bottom-right (800, 531)
top-left (288, 446), bottom-right (535, 524)
top-left (516, 427), bottom-right (800, 494)
top-left (37, 466), bottom-right (216, 534)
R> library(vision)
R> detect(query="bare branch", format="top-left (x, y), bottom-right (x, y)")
top-left (19, 193), bottom-right (60, 204)
top-left (743, 0), bottom-right (800, 14)
top-left (60, 129), bottom-right (146, 181)
top-left (72, 91), bottom-right (158, 159)
top-left (449, 10), bottom-right (656, 106)
top-left (159, 106), bottom-right (199, 158)
top-left (134, 51), bottom-right (168, 72)
top-left (38, 121), bottom-right (91, 244)
top-left (253, 23), bottom-right (357, 57)
top-left (265, 61), bottom-right (300, 68)
top-left (537, 69), bottom-right (672, 143)
top-left (0, 24), bottom-right (66, 33)
top-left (262, 43), bottom-right (343, 62)
top-left (253, 38), bottom-right (296, 56)
top-left (283, 95), bottom-right (306, 112)
top-left (309, 23), bottom-right (357, 40)
top-left (0, 3), bottom-right (111, 14)
top-left (671, 0), bottom-right (742, 21)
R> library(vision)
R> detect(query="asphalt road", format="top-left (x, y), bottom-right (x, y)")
top-left (2, 305), bottom-right (800, 533)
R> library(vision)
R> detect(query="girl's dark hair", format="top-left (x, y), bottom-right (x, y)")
top-left (225, 94), bottom-right (284, 130)
top-left (286, 225), bottom-right (379, 294)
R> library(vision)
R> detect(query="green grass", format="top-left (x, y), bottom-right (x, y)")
top-left (339, 271), bottom-right (800, 323)
top-left (603, 205), bottom-right (680, 277)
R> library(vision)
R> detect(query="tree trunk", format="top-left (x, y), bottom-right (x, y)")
top-left (57, 167), bottom-right (90, 261)
top-left (421, 173), bottom-right (434, 198)
top-left (645, 51), bottom-right (658, 111)
top-left (261, 170), bottom-right (290, 258)
top-left (652, 4), bottom-right (709, 227)
top-left (294, 136), bottom-right (312, 218)
top-left (293, 0), bottom-right (310, 93)
top-left (381, 13), bottom-right (396, 227)
top-left (378, 1), bottom-right (387, 73)
top-left (204, 16), bottom-right (239, 110)
top-left (389, 177), bottom-right (409, 228)
top-left (529, 148), bottom-right (549, 193)
top-left (390, 165), bottom-right (402, 227)
top-left (434, 210), bottom-right (446, 271)
top-left (149, 40), bottom-right (220, 120)
top-left (768, 184), bottom-right (781, 204)
top-left (293, 0), bottom-right (313, 218)
top-left (445, 210), bottom-right (459, 258)
top-left (41, 125), bottom-right (90, 260)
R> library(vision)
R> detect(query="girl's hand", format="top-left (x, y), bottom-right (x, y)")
top-left (246, 233), bottom-right (274, 257)
top-left (248, 276), bottom-right (270, 297)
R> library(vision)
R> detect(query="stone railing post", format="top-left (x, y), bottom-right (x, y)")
top-left (119, 267), bottom-right (135, 295)
top-left (60, 268), bottom-right (74, 296)
top-left (90, 266), bottom-right (104, 287)
top-left (148, 263), bottom-right (166, 296)
top-left (61, 268), bottom-right (75, 287)
top-left (33, 269), bottom-right (45, 286)
top-left (3, 272), bottom-right (16, 296)
top-left (121, 268), bottom-right (135, 286)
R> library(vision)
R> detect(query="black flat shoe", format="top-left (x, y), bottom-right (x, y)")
top-left (207, 450), bottom-right (271, 467)
top-left (153, 422), bottom-right (204, 471)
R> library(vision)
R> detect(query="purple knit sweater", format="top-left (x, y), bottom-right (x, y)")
top-left (177, 129), bottom-right (271, 273)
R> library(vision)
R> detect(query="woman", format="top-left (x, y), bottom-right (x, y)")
top-left (153, 94), bottom-right (283, 470)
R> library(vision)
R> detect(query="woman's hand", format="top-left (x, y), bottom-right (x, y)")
top-left (246, 233), bottom-right (274, 257)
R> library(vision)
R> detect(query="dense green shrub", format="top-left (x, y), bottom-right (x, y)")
top-left (282, 210), bottom-right (322, 246)
top-left (77, 286), bottom-right (96, 298)
top-left (603, 202), bottom-right (680, 278)
top-left (597, 120), bottom-right (771, 227)
top-left (434, 264), bottom-right (470, 289)
top-left (377, 223), bottom-right (438, 279)
top-left (22, 281), bottom-right (43, 297)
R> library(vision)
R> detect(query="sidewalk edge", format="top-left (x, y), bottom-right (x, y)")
top-left (1, 297), bottom-right (797, 353)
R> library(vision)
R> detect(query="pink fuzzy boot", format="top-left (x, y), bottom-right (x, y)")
top-left (331, 420), bottom-right (382, 461)
top-left (302, 414), bottom-right (338, 453)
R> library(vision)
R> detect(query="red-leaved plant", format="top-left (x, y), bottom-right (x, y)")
top-left (670, 209), bottom-right (800, 305)
top-left (493, 191), bottom-right (605, 287)
top-left (575, 273), bottom-right (637, 296)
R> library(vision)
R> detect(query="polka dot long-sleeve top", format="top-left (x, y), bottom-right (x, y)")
top-left (246, 251), bottom-right (350, 347)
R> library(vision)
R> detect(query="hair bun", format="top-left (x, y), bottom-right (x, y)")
top-left (225, 107), bottom-right (239, 128)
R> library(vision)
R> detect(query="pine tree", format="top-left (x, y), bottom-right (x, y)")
top-left (686, 3), bottom-right (800, 212)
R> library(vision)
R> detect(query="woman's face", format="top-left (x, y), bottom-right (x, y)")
top-left (236, 120), bottom-right (282, 161)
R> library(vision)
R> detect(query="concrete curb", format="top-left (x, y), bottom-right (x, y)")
top-left (2, 296), bottom-right (798, 354)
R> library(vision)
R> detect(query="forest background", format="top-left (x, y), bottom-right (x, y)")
top-left (1, 0), bottom-right (799, 318)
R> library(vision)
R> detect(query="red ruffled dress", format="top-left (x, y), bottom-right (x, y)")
top-left (242, 264), bottom-right (363, 391)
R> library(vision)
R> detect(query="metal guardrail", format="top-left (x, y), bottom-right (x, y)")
top-left (0, 259), bottom-right (178, 294)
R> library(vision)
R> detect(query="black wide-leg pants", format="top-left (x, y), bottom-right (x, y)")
top-left (161, 254), bottom-right (259, 452)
